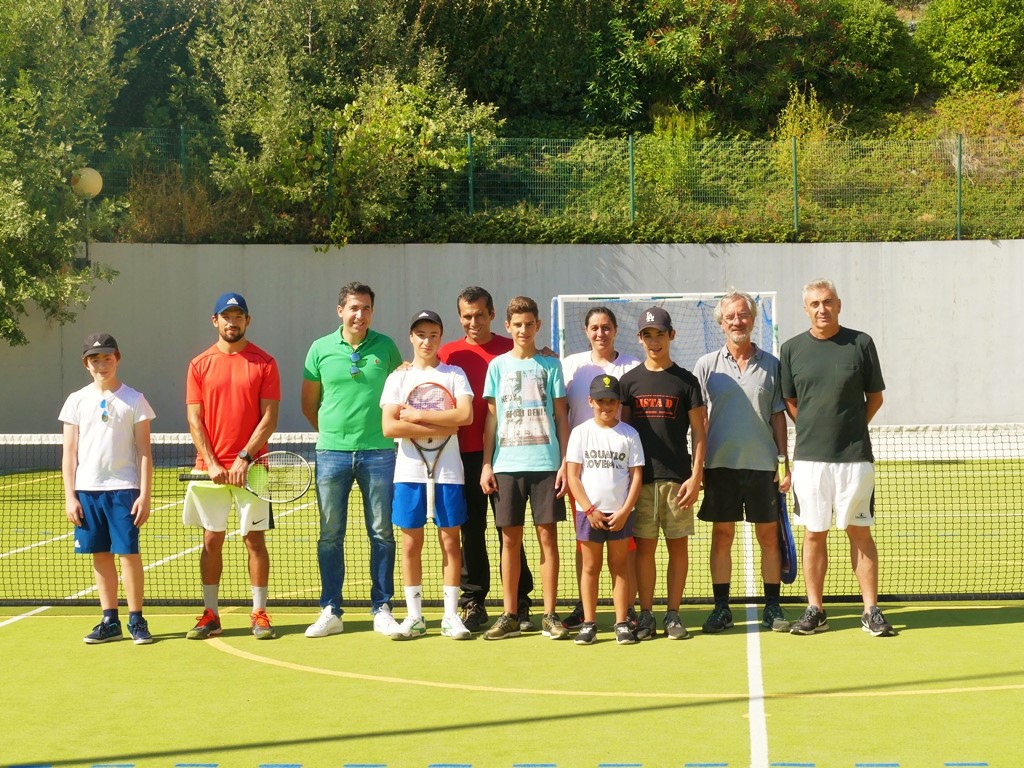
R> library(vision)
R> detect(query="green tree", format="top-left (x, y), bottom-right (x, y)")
top-left (0, 0), bottom-right (122, 345)
top-left (917, 0), bottom-right (1024, 92)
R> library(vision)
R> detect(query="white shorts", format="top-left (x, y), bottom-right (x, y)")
top-left (791, 460), bottom-right (875, 533)
top-left (182, 480), bottom-right (273, 535)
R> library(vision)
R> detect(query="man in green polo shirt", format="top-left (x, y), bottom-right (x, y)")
top-left (301, 282), bottom-right (403, 638)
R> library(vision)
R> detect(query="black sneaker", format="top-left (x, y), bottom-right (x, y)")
top-left (574, 621), bottom-right (597, 645)
top-left (517, 601), bottom-right (536, 633)
top-left (614, 621), bottom-right (637, 645)
top-left (562, 601), bottom-right (585, 631)
top-left (84, 620), bottom-right (122, 644)
top-left (483, 612), bottom-right (521, 640)
top-left (790, 606), bottom-right (829, 635)
top-left (663, 610), bottom-right (690, 640)
top-left (702, 605), bottom-right (734, 634)
top-left (861, 606), bottom-right (897, 637)
top-left (460, 601), bottom-right (489, 633)
top-left (635, 609), bottom-right (657, 641)
top-left (626, 606), bottom-right (638, 631)
top-left (762, 603), bottom-right (789, 632)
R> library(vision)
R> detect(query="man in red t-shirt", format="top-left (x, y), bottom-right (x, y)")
top-left (439, 287), bottom-right (535, 632)
top-left (183, 292), bottom-right (281, 641)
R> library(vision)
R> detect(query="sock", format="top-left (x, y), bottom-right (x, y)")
top-left (128, 611), bottom-right (143, 625)
top-left (443, 584), bottom-right (459, 618)
top-left (102, 608), bottom-right (119, 624)
top-left (252, 586), bottom-right (268, 612)
top-left (202, 584), bottom-right (220, 614)
top-left (405, 585), bottom-right (423, 620)
top-left (764, 582), bottom-right (781, 606)
top-left (712, 582), bottom-right (730, 607)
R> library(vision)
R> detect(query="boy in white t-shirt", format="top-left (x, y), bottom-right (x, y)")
top-left (60, 333), bottom-right (155, 645)
top-left (566, 374), bottom-right (645, 645)
top-left (381, 311), bottom-right (475, 640)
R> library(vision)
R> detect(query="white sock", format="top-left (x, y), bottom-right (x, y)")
top-left (443, 585), bottom-right (459, 618)
top-left (202, 584), bottom-right (219, 613)
top-left (252, 586), bottom-right (268, 612)
top-left (405, 585), bottom-right (423, 620)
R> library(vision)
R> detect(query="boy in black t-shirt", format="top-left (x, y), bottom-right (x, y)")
top-left (619, 307), bottom-right (707, 640)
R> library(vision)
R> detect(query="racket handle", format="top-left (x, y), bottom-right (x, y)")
top-left (426, 479), bottom-right (435, 522)
top-left (179, 473), bottom-right (208, 482)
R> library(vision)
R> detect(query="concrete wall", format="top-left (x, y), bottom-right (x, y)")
top-left (2, 240), bottom-right (1015, 433)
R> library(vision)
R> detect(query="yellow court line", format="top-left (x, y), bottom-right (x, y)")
top-left (206, 637), bottom-right (1024, 700)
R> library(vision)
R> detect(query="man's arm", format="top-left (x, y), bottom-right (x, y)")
top-left (784, 397), bottom-right (798, 424)
top-left (300, 379), bottom-right (321, 431)
top-left (480, 400), bottom-right (498, 494)
top-left (228, 398), bottom-right (280, 486)
top-left (770, 410), bottom-right (791, 493)
top-left (553, 396), bottom-right (569, 497)
top-left (676, 405), bottom-right (707, 509)
top-left (397, 394), bottom-right (473, 429)
top-left (186, 401), bottom-right (228, 483)
top-left (865, 391), bottom-right (884, 423)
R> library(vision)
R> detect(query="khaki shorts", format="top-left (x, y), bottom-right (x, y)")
top-left (633, 481), bottom-right (694, 539)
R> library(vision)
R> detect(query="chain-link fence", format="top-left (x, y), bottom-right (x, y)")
top-left (83, 129), bottom-right (1024, 243)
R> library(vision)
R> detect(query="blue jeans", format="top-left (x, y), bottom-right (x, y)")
top-left (315, 448), bottom-right (396, 615)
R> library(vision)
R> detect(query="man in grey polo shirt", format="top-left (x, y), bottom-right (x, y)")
top-left (693, 291), bottom-right (791, 634)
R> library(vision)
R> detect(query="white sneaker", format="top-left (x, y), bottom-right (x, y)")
top-left (305, 607), bottom-right (344, 638)
top-left (441, 613), bottom-right (472, 640)
top-left (391, 616), bottom-right (427, 641)
top-left (373, 605), bottom-right (400, 635)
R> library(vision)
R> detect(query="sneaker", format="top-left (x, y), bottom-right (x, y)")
top-left (373, 605), bottom-right (400, 635)
top-left (250, 609), bottom-right (277, 640)
top-left (459, 601), bottom-right (489, 633)
top-left (127, 618), bottom-right (153, 645)
top-left (517, 601), bottom-right (537, 633)
top-left (441, 614), bottom-right (473, 640)
top-left (861, 606), bottom-right (897, 637)
top-left (626, 606), bottom-right (638, 631)
top-left (306, 607), bottom-right (344, 638)
top-left (635, 609), bottom-right (657, 641)
top-left (84, 620), bottom-right (122, 644)
top-left (391, 616), bottom-right (427, 641)
top-left (483, 612), bottom-right (521, 640)
top-left (542, 612), bottom-right (570, 640)
top-left (614, 621), bottom-right (637, 645)
top-left (663, 610), bottom-right (690, 640)
top-left (702, 605), bottom-right (734, 634)
top-left (562, 601), bottom-right (585, 631)
top-left (575, 621), bottom-right (597, 645)
top-left (762, 603), bottom-right (789, 632)
top-left (790, 605), bottom-right (829, 635)
top-left (186, 609), bottom-right (222, 640)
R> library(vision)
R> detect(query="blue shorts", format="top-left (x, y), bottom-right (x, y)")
top-left (393, 482), bottom-right (467, 529)
top-left (575, 508), bottom-right (634, 544)
top-left (74, 489), bottom-right (141, 555)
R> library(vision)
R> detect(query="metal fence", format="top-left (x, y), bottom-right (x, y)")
top-left (86, 129), bottom-right (1024, 243)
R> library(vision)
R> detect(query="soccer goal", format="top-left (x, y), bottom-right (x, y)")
top-left (551, 292), bottom-right (778, 366)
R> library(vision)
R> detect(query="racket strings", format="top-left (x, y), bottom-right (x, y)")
top-left (250, 454), bottom-right (311, 502)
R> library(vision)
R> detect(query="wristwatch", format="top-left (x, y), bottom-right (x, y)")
top-left (237, 449), bottom-right (254, 464)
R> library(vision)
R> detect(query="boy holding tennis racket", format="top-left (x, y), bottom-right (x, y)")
top-left (566, 374), bottom-right (645, 645)
top-left (61, 333), bottom-right (155, 644)
top-left (380, 310), bottom-right (475, 640)
top-left (480, 296), bottom-right (571, 640)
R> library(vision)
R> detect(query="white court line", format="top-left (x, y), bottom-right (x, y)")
top-left (743, 522), bottom-right (770, 768)
top-left (0, 497), bottom-right (316, 629)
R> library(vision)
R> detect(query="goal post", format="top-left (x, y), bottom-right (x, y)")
top-left (551, 292), bottom-right (778, 367)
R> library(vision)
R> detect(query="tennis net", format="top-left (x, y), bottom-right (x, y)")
top-left (1, 426), bottom-right (1022, 606)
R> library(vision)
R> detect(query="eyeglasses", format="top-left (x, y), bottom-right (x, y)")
top-left (100, 398), bottom-right (109, 422)
top-left (349, 351), bottom-right (361, 376)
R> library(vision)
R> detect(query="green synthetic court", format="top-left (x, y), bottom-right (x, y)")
top-left (3, 602), bottom-right (1023, 767)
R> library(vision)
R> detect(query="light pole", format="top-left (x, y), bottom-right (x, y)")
top-left (70, 166), bottom-right (102, 267)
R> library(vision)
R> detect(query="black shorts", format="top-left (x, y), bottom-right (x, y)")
top-left (493, 472), bottom-right (567, 528)
top-left (698, 467), bottom-right (779, 524)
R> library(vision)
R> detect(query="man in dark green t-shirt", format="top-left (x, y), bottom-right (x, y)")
top-left (301, 282), bottom-right (402, 638)
top-left (780, 279), bottom-right (895, 638)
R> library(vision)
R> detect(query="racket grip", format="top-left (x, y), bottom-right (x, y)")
top-left (178, 473), bottom-right (207, 482)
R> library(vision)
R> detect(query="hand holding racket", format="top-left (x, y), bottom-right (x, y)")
top-left (405, 382), bottom-right (457, 521)
top-left (179, 450), bottom-right (312, 503)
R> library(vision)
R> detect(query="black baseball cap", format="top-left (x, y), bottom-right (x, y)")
top-left (82, 332), bottom-right (119, 358)
top-left (589, 373), bottom-right (622, 401)
top-left (410, 309), bottom-right (443, 332)
top-left (638, 306), bottom-right (673, 332)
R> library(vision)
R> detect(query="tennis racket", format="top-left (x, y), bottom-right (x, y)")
top-left (179, 450), bottom-right (312, 503)
top-left (777, 491), bottom-right (798, 585)
top-left (406, 382), bottom-right (456, 522)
